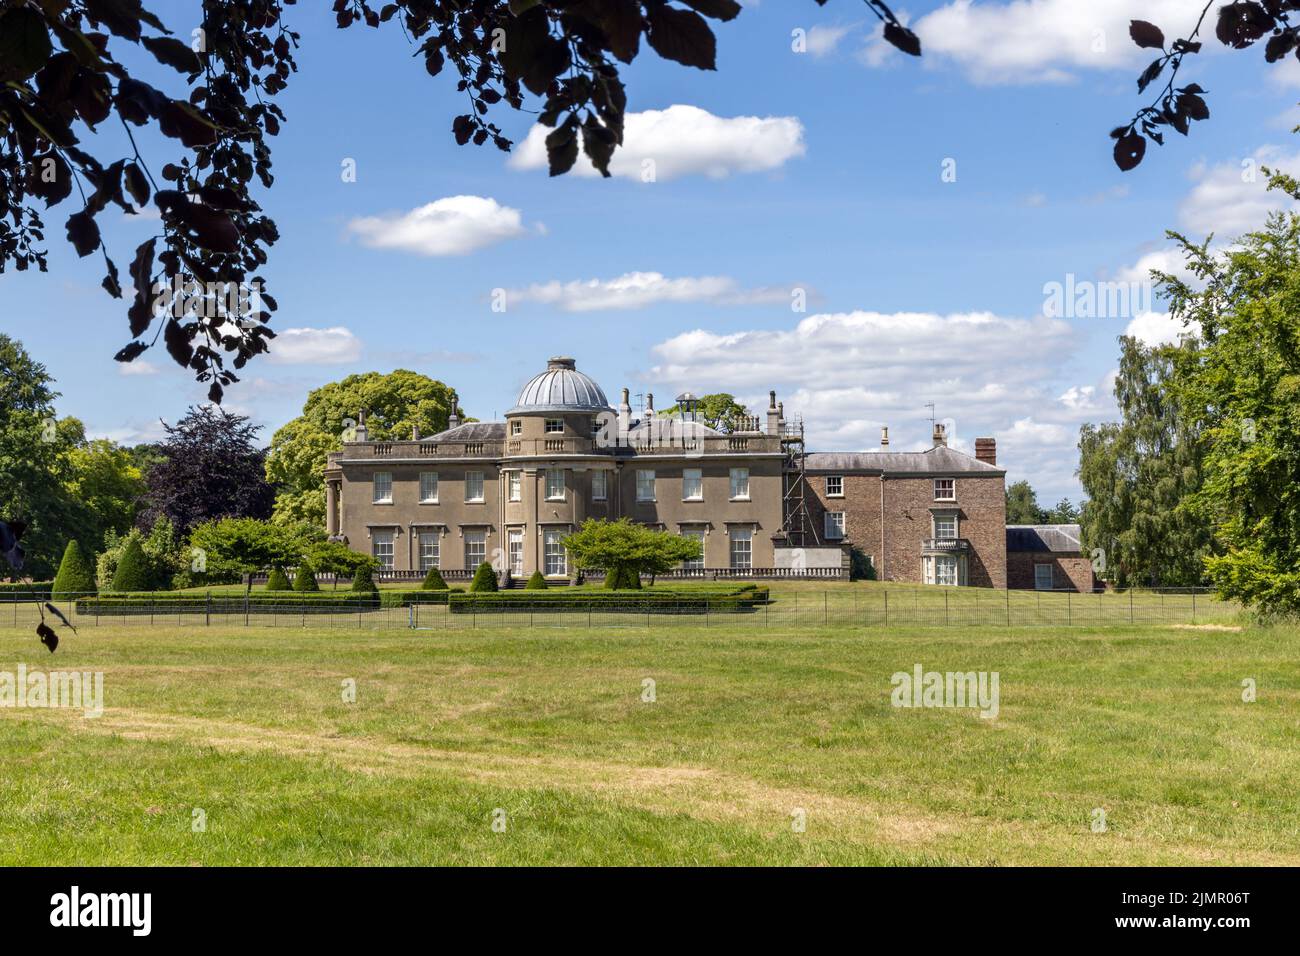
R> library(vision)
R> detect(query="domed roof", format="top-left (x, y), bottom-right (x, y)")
top-left (508, 357), bottom-right (612, 414)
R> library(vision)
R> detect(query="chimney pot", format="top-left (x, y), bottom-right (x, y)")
top-left (932, 422), bottom-right (947, 447)
top-left (881, 426), bottom-right (889, 447)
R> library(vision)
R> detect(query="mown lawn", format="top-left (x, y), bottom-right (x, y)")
top-left (0, 615), bottom-right (1294, 865)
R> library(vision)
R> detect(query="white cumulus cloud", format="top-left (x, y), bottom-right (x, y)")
top-left (1178, 146), bottom-right (1300, 238)
top-left (347, 195), bottom-right (534, 256)
top-left (267, 327), bottom-right (363, 365)
top-left (893, 0), bottom-right (1207, 84)
top-left (509, 105), bottom-right (805, 181)
top-left (1123, 311), bottom-right (1198, 347)
top-left (645, 309), bottom-right (1106, 501)
top-left (504, 272), bottom-right (797, 312)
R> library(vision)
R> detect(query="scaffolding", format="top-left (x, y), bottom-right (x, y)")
top-left (780, 417), bottom-right (821, 547)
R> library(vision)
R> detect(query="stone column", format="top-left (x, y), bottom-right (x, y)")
top-left (326, 481), bottom-right (339, 536)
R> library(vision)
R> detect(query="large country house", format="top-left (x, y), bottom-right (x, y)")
top-left (324, 356), bottom-right (1012, 586)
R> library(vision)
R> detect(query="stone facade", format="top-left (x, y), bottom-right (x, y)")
top-left (327, 357), bottom-right (1013, 587)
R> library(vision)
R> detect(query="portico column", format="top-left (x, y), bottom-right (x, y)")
top-left (326, 481), bottom-right (339, 536)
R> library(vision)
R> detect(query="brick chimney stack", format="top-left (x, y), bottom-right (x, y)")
top-left (766, 390), bottom-right (780, 436)
top-left (975, 437), bottom-right (997, 466)
top-left (932, 422), bottom-right (947, 447)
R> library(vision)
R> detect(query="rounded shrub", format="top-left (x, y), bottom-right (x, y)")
top-left (421, 567), bottom-right (448, 590)
top-left (350, 565), bottom-right (378, 594)
top-left (524, 570), bottom-right (547, 590)
top-left (469, 561), bottom-right (498, 592)
top-left (293, 561), bottom-right (320, 592)
top-left (52, 540), bottom-right (96, 596)
top-left (265, 567), bottom-right (291, 591)
top-left (110, 538), bottom-right (151, 592)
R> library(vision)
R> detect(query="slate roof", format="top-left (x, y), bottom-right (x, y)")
top-left (804, 445), bottom-right (1004, 476)
top-left (427, 422), bottom-right (506, 441)
top-left (1006, 524), bottom-right (1083, 553)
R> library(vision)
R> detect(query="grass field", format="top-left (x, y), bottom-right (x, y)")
top-left (1, 610), bottom-right (1295, 865)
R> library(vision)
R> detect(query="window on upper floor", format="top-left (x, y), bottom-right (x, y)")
top-left (510, 420), bottom-right (522, 437)
top-left (465, 471), bottom-right (485, 502)
top-left (507, 471), bottom-right (521, 502)
top-left (825, 512), bottom-right (845, 540)
top-left (372, 472), bottom-right (392, 504)
top-left (934, 478), bottom-right (955, 501)
top-left (825, 475), bottom-right (844, 497)
top-left (729, 468), bottom-right (750, 501)
top-left (545, 468), bottom-right (565, 501)
top-left (591, 470), bottom-right (607, 501)
top-left (933, 514), bottom-right (957, 540)
top-left (419, 472), bottom-right (438, 504)
top-left (636, 470), bottom-right (655, 502)
top-left (544, 419), bottom-right (563, 434)
top-left (682, 468), bottom-right (703, 501)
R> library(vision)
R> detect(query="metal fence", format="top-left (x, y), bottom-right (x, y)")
top-left (0, 587), bottom-right (1236, 632)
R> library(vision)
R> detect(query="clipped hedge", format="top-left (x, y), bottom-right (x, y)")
top-left (379, 587), bottom-right (465, 608)
top-left (448, 585), bottom-right (768, 615)
top-left (74, 591), bottom-right (381, 616)
top-left (0, 581), bottom-right (53, 597)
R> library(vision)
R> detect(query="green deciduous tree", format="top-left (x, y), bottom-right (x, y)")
top-left (1161, 212), bottom-right (1300, 615)
top-left (64, 435), bottom-right (146, 551)
top-left (266, 370), bottom-right (457, 526)
top-left (658, 393), bottom-right (752, 434)
top-left (562, 519), bottom-right (701, 589)
top-left (187, 517), bottom-right (304, 586)
top-left (1005, 480), bottom-right (1046, 524)
top-left (1079, 335), bottom-right (1212, 588)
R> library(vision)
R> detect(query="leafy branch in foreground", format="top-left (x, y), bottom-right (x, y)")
top-left (1113, 2), bottom-right (1300, 171)
top-left (0, 0), bottom-right (918, 397)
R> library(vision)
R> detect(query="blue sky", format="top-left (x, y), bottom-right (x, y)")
top-left (4, 0), bottom-right (1300, 503)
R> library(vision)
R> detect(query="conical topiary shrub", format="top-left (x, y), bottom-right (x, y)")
top-left (52, 540), bottom-right (96, 596)
top-left (265, 567), bottom-right (291, 591)
top-left (293, 561), bottom-right (319, 592)
top-left (524, 570), bottom-right (547, 590)
top-left (421, 567), bottom-right (448, 590)
top-left (110, 537), bottom-right (151, 592)
top-left (350, 564), bottom-right (378, 594)
top-left (469, 561), bottom-right (498, 592)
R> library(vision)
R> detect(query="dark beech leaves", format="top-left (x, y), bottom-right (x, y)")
top-left (3, 0), bottom-right (939, 396)
top-left (883, 22), bottom-right (922, 58)
top-left (1129, 20), bottom-right (1165, 50)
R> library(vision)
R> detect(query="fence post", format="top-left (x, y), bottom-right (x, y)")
top-left (244, 590), bottom-right (250, 627)
top-left (824, 591), bottom-right (828, 626)
top-left (1129, 588), bottom-right (1134, 624)
top-left (1067, 589), bottom-right (1071, 627)
top-left (206, 592), bottom-right (211, 627)
top-left (1005, 586), bottom-right (1010, 626)
top-left (1192, 589), bottom-right (1197, 625)
top-left (944, 589), bottom-right (949, 627)
top-left (884, 588), bottom-right (889, 628)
